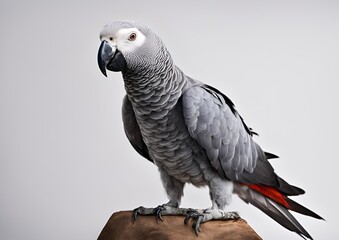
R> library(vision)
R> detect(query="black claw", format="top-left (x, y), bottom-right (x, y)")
top-left (184, 209), bottom-right (205, 235)
top-left (132, 206), bottom-right (145, 223)
top-left (184, 210), bottom-right (194, 224)
top-left (153, 205), bottom-right (165, 222)
top-left (192, 215), bottom-right (204, 235)
top-left (184, 215), bottom-right (190, 225)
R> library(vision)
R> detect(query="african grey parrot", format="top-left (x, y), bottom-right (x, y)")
top-left (97, 20), bottom-right (323, 239)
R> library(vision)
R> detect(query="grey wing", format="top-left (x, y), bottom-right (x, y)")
top-left (122, 95), bottom-right (153, 163)
top-left (182, 85), bottom-right (282, 187)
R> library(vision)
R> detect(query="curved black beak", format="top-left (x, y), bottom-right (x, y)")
top-left (97, 40), bottom-right (114, 77)
top-left (97, 40), bottom-right (127, 76)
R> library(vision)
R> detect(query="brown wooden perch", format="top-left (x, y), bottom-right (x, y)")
top-left (98, 211), bottom-right (262, 240)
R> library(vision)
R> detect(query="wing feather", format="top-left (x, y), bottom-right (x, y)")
top-left (122, 95), bottom-right (153, 163)
top-left (182, 85), bottom-right (300, 193)
top-left (182, 85), bottom-right (256, 181)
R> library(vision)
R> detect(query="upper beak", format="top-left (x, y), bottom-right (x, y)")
top-left (97, 40), bottom-right (127, 76)
top-left (97, 40), bottom-right (115, 77)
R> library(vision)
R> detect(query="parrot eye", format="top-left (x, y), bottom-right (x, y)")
top-left (109, 37), bottom-right (113, 41)
top-left (128, 32), bottom-right (137, 41)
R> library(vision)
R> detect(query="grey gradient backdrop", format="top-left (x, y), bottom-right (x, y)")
top-left (1, 0), bottom-right (337, 239)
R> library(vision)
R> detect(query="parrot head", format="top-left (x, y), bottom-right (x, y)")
top-left (97, 20), bottom-right (164, 77)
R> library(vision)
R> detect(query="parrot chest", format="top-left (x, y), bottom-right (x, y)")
top-left (134, 101), bottom-right (207, 186)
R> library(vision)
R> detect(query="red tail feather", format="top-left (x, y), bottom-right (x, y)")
top-left (245, 184), bottom-right (290, 208)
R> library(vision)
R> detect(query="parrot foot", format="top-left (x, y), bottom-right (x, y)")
top-left (132, 203), bottom-right (193, 223)
top-left (132, 205), bottom-right (240, 235)
top-left (184, 209), bottom-right (240, 235)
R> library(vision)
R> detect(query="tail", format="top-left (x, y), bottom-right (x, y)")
top-left (234, 183), bottom-right (323, 239)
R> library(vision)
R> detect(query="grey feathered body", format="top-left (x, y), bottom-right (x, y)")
top-left (123, 58), bottom-right (209, 186)
top-left (121, 42), bottom-right (263, 210)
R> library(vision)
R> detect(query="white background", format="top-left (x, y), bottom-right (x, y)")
top-left (1, 0), bottom-right (337, 239)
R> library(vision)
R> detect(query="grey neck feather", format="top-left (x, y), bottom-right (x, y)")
top-left (122, 46), bottom-right (188, 114)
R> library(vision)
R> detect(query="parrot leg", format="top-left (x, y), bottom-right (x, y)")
top-left (132, 170), bottom-right (190, 222)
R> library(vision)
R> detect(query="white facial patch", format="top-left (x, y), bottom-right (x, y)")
top-left (115, 28), bottom-right (146, 53)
